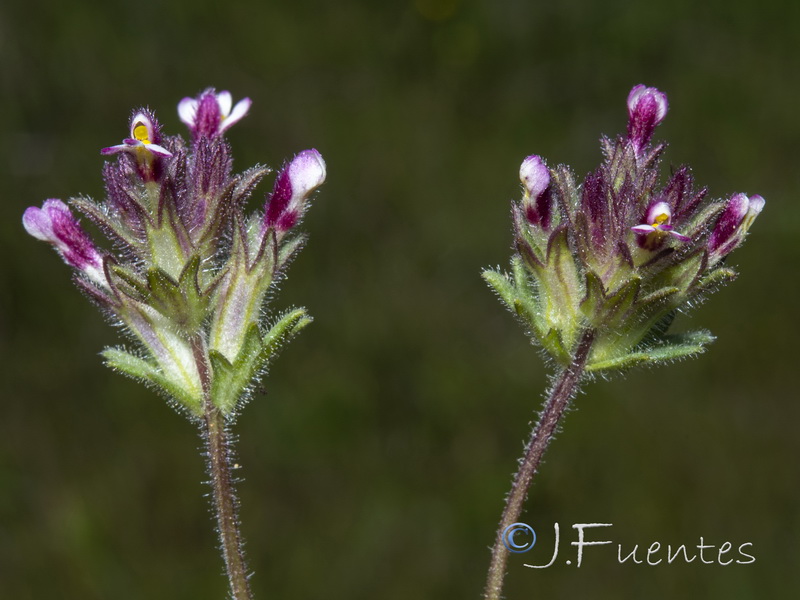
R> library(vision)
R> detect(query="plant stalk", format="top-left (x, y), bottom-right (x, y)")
top-left (191, 335), bottom-right (253, 600)
top-left (483, 328), bottom-right (595, 600)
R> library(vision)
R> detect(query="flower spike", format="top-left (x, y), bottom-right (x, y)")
top-left (484, 84), bottom-right (765, 373)
top-left (24, 89), bottom-right (325, 597)
top-left (481, 85), bottom-right (766, 600)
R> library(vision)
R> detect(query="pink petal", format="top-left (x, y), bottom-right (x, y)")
top-left (627, 85), bottom-right (647, 112)
top-left (627, 85), bottom-right (668, 123)
top-left (101, 143), bottom-right (129, 155)
top-left (669, 231), bottom-right (691, 242)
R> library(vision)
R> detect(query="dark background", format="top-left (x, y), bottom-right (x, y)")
top-left (1, 1), bottom-right (797, 598)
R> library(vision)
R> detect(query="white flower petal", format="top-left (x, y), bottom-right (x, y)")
top-left (178, 97), bottom-right (198, 126)
top-left (645, 201), bottom-right (672, 225)
top-left (288, 149), bottom-right (327, 198)
top-left (519, 155), bottom-right (550, 198)
top-left (145, 143), bottom-right (173, 157)
top-left (130, 112), bottom-right (155, 139)
top-left (747, 194), bottom-right (765, 217)
top-left (220, 98), bottom-right (252, 133)
top-left (23, 206), bottom-right (55, 241)
top-left (217, 91), bottom-right (233, 117)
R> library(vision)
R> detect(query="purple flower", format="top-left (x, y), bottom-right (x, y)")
top-left (178, 90), bottom-right (251, 138)
top-left (101, 111), bottom-right (172, 183)
top-left (264, 149), bottom-right (327, 232)
top-left (631, 201), bottom-right (690, 249)
top-left (23, 199), bottom-right (107, 287)
top-left (519, 155), bottom-right (553, 230)
top-left (101, 111), bottom-right (172, 159)
top-left (627, 84), bottom-right (668, 154)
top-left (708, 193), bottom-right (766, 261)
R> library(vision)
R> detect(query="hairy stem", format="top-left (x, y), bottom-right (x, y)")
top-left (191, 335), bottom-right (253, 600)
top-left (483, 328), bottom-right (595, 600)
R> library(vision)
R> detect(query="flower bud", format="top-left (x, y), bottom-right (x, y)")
top-left (520, 155), bottom-right (550, 198)
top-left (289, 149), bottom-right (327, 197)
top-left (626, 84), bottom-right (668, 153)
top-left (23, 199), bottom-right (107, 287)
top-left (264, 168), bottom-right (293, 229)
top-left (708, 193), bottom-right (765, 261)
top-left (264, 149), bottom-right (326, 232)
top-left (519, 155), bottom-right (553, 229)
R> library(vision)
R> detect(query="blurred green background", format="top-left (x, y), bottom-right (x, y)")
top-left (1, 0), bottom-right (797, 598)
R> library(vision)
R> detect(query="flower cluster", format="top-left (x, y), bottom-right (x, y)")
top-left (24, 89), bottom-right (326, 417)
top-left (484, 85), bottom-right (764, 372)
